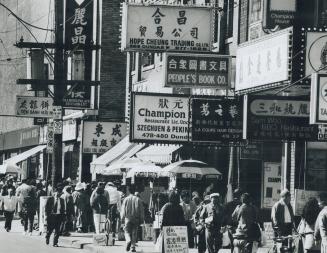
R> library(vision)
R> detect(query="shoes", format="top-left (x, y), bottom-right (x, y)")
top-left (131, 247), bottom-right (136, 252)
top-left (46, 237), bottom-right (49, 245)
top-left (28, 232), bottom-right (32, 236)
top-left (62, 232), bottom-right (71, 236)
top-left (53, 244), bottom-right (58, 247)
top-left (23, 231), bottom-right (27, 236)
top-left (5, 228), bottom-right (9, 232)
top-left (126, 241), bottom-right (132, 252)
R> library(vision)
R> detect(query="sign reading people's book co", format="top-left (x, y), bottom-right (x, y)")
top-left (130, 93), bottom-right (189, 143)
top-left (121, 4), bottom-right (214, 52)
top-left (244, 95), bottom-right (319, 141)
top-left (165, 53), bottom-right (231, 89)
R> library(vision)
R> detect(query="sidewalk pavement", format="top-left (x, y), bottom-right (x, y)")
top-left (1, 219), bottom-right (273, 253)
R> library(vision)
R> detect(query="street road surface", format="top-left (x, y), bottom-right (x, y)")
top-left (0, 220), bottom-right (82, 253)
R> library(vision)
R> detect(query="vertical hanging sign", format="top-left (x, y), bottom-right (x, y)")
top-left (65, 0), bottom-right (94, 50)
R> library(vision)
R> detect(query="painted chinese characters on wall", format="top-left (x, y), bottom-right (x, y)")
top-left (83, 122), bottom-right (127, 154)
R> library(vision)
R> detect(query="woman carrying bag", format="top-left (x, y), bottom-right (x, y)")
top-left (298, 197), bottom-right (321, 253)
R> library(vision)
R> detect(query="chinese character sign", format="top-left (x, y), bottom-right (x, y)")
top-left (245, 96), bottom-right (319, 141)
top-left (65, 0), bottom-right (94, 49)
top-left (191, 97), bottom-right (243, 143)
top-left (165, 53), bottom-right (231, 89)
top-left (310, 74), bottom-right (327, 124)
top-left (122, 4), bottom-right (214, 52)
top-left (163, 226), bottom-right (189, 253)
top-left (83, 122), bottom-right (127, 154)
top-left (16, 96), bottom-right (54, 118)
top-left (131, 93), bottom-right (189, 143)
top-left (235, 27), bottom-right (292, 92)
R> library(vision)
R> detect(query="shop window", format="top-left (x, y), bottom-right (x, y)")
top-left (141, 52), bottom-right (155, 68)
top-left (305, 149), bottom-right (327, 191)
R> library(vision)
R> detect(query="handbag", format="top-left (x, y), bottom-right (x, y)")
top-left (154, 232), bottom-right (163, 252)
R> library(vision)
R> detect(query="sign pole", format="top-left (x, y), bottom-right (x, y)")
top-left (52, 0), bottom-right (65, 187)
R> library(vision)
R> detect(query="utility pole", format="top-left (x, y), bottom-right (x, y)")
top-left (52, 0), bottom-right (65, 187)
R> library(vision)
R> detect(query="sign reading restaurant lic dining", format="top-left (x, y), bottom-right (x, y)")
top-left (121, 4), bottom-right (214, 51)
top-left (244, 95), bottom-right (319, 141)
top-left (16, 96), bottom-right (54, 118)
top-left (164, 53), bottom-right (231, 89)
top-left (191, 97), bottom-right (243, 143)
top-left (235, 27), bottom-right (293, 93)
top-left (83, 122), bottom-right (127, 154)
top-left (130, 93), bottom-right (189, 143)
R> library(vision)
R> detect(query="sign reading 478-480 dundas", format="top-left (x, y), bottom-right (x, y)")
top-left (131, 93), bottom-right (190, 143)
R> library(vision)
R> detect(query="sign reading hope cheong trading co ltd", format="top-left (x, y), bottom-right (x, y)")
top-left (121, 4), bottom-right (214, 52)
top-left (130, 93), bottom-right (189, 143)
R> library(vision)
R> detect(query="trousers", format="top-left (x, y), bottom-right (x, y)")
top-left (46, 214), bottom-right (64, 245)
top-left (124, 219), bottom-right (138, 248)
top-left (205, 228), bottom-right (222, 253)
top-left (4, 211), bottom-right (14, 230)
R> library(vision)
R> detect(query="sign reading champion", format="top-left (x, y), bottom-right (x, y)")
top-left (131, 93), bottom-right (189, 143)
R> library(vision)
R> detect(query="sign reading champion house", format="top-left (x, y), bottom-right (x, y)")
top-left (131, 93), bottom-right (189, 143)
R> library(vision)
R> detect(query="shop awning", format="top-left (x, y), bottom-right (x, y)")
top-left (136, 144), bottom-right (181, 165)
top-left (4, 145), bottom-right (46, 165)
top-left (90, 136), bottom-right (146, 174)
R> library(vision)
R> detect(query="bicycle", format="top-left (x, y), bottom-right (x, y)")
top-left (271, 232), bottom-right (312, 253)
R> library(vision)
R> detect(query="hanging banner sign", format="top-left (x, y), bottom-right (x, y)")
top-left (305, 31), bottom-right (327, 76)
top-left (262, 162), bottom-right (282, 209)
top-left (131, 93), bottom-right (189, 143)
top-left (163, 226), bottom-right (189, 253)
top-left (16, 96), bottom-right (54, 118)
top-left (263, 0), bottom-right (296, 29)
top-left (63, 82), bottom-right (91, 109)
top-left (63, 119), bottom-right (77, 141)
top-left (47, 122), bottom-right (54, 153)
top-left (244, 95), bottom-right (319, 141)
top-left (191, 97), bottom-right (243, 143)
top-left (310, 73), bottom-right (327, 124)
top-left (164, 53), bottom-right (231, 89)
top-left (83, 122), bottom-right (127, 154)
top-left (121, 4), bottom-right (214, 52)
top-left (235, 27), bottom-right (292, 93)
top-left (65, 0), bottom-right (94, 49)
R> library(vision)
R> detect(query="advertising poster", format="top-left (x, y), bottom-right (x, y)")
top-left (83, 122), bottom-right (127, 154)
top-left (244, 95), bottom-right (319, 141)
top-left (191, 97), bottom-right (243, 143)
top-left (310, 73), bottom-right (327, 124)
top-left (163, 226), bottom-right (189, 253)
top-left (131, 93), bottom-right (189, 143)
top-left (262, 162), bottom-right (282, 208)
top-left (264, 0), bottom-right (296, 29)
top-left (165, 53), bottom-right (231, 89)
top-left (121, 4), bottom-right (214, 52)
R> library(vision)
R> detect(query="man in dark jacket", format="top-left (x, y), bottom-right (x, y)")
top-left (200, 193), bottom-right (225, 253)
top-left (90, 184), bottom-right (109, 234)
top-left (45, 184), bottom-right (66, 247)
top-left (271, 189), bottom-right (295, 239)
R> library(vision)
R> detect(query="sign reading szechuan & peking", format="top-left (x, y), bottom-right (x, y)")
top-left (244, 95), bottom-right (319, 141)
top-left (164, 53), bottom-right (231, 89)
top-left (191, 97), bottom-right (243, 143)
top-left (130, 93), bottom-right (189, 143)
top-left (121, 4), bottom-right (214, 52)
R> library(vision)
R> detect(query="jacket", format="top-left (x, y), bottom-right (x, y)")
top-left (90, 189), bottom-right (109, 215)
top-left (161, 202), bottom-right (186, 228)
top-left (45, 196), bottom-right (66, 216)
top-left (121, 195), bottom-right (144, 224)
top-left (315, 206), bottom-right (327, 242)
top-left (200, 203), bottom-right (224, 230)
top-left (271, 199), bottom-right (294, 229)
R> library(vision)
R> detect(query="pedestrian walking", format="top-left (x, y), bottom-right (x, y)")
top-left (200, 193), bottom-right (225, 253)
top-left (61, 185), bottom-right (75, 236)
top-left (45, 184), bottom-right (66, 247)
top-left (91, 183), bottom-right (109, 234)
top-left (298, 197), bottom-right (321, 253)
top-left (271, 189), bottom-right (295, 239)
top-left (105, 181), bottom-right (122, 237)
top-left (2, 188), bottom-right (18, 232)
top-left (314, 193), bottom-right (327, 253)
top-left (180, 190), bottom-right (197, 248)
top-left (35, 182), bottom-right (46, 230)
top-left (16, 179), bottom-right (37, 236)
top-left (72, 182), bottom-right (88, 232)
top-left (121, 185), bottom-right (144, 252)
top-left (232, 193), bottom-right (260, 253)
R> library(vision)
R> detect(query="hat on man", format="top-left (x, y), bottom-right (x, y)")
top-left (75, 182), bottom-right (85, 191)
top-left (106, 182), bottom-right (115, 187)
top-left (280, 189), bottom-right (291, 197)
top-left (210, 193), bottom-right (220, 198)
